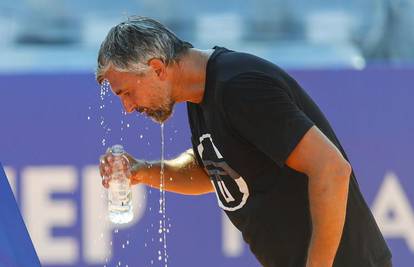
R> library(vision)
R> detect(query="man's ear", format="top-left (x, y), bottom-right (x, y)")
top-left (148, 58), bottom-right (167, 80)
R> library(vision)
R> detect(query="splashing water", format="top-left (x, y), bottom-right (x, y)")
top-left (99, 79), bottom-right (136, 266)
top-left (159, 123), bottom-right (168, 266)
top-left (99, 80), bottom-right (111, 147)
top-left (99, 79), bottom-right (172, 266)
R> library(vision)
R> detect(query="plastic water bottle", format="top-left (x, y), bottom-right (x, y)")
top-left (107, 144), bottom-right (133, 224)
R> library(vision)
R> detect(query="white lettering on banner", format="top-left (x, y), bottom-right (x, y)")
top-left (21, 166), bottom-right (78, 264)
top-left (82, 166), bottom-right (147, 264)
top-left (82, 166), bottom-right (112, 263)
top-left (372, 171), bottom-right (414, 252)
top-left (222, 211), bottom-right (244, 257)
top-left (4, 166), bottom-right (16, 197)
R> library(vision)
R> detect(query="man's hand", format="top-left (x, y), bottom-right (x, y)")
top-left (99, 150), bottom-right (146, 188)
top-left (286, 126), bottom-right (352, 267)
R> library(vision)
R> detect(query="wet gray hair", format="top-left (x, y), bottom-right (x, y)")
top-left (96, 16), bottom-right (193, 83)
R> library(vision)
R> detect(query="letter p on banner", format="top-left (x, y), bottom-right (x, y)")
top-left (0, 162), bottom-right (41, 267)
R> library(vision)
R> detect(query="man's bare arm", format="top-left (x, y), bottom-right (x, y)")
top-left (286, 126), bottom-right (352, 267)
top-left (131, 148), bottom-right (214, 195)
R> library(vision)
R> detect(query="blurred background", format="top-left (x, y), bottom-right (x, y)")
top-left (1, 0), bottom-right (414, 71)
top-left (0, 1), bottom-right (413, 267)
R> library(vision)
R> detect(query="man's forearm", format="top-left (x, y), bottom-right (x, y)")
top-left (306, 163), bottom-right (351, 267)
top-left (132, 149), bottom-right (214, 195)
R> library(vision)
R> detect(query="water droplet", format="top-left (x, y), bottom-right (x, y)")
top-left (140, 134), bottom-right (144, 139)
top-left (126, 123), bottom-right (130, 128)
top-left (122, 244), bottom-right (125, 249)
top-left (87, 116), bottom-right (90, 120)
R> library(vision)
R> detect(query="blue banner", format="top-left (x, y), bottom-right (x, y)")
top-left (0, 163), bottom-right (41, 267)
top-left (0, 68), bottom-right (412, 267)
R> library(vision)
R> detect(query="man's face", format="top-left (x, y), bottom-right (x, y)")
top-left (103, 65), bottom-right (174, 123)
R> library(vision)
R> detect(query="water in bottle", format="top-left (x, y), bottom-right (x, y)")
top-left (108, 144), bottom-right (133, 224)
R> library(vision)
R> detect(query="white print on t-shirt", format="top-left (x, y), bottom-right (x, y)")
top-left (197, 133), bottom-right (249, 211)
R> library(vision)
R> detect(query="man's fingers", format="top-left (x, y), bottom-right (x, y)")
top-left (99, 155), bottom-right (112, 189)
top-left (99, 151), bottom-right (137, 189)
top-left (99, 165), bottom-right (111, 178)
top-left (105, 152), bottom-right (114, 164)
top-left (99, 156), bottom-right (108, 176)
top-left (102, 178), bottom-right (110, 189)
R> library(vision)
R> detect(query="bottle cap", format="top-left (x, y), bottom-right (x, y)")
top-left (110, 144), bottom-right (125, 156)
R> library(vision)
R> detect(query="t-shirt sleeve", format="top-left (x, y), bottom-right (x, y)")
top-left (221, 72), bottom-right (314, 167)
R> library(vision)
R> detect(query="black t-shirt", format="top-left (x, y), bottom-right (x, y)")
top-left (187, 46), bottom-right (391, 267)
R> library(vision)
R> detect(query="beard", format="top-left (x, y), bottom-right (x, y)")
top-left (139, 101), bottom-right (175, 124)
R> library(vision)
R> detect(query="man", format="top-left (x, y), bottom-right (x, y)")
top-left (97, 16), bottom-right (392, 267)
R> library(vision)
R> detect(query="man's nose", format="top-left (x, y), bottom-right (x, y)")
top-left (121, 98), bottom-right (134, 113)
